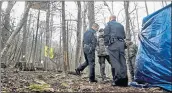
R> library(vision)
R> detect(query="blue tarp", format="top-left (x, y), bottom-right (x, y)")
top-left (132, 4), bottom-right (172, 91)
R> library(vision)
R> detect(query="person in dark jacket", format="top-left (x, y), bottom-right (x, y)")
top-left (96, 28), bottom-right (111, 82)
top-left (75, 23), bottom-right (99, 83)
top-left (104, 15), bottom-right (128, 86)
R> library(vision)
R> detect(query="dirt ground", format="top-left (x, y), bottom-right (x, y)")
top-left (1, 68), bottom-right (165, 93)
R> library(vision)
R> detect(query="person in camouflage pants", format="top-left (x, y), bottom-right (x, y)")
top-left (96, 28), bottom-right (111, 81)
top-left (127, 41), bottom-right (138, 81)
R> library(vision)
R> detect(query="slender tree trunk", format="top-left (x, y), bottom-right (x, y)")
top-left (0, 2), bottom-right (2, 92)
top-left (32, 9), bottom-right (40, 68)
top-left (124, 1), bottom-right (131, 81)
top-left (79, 2), bottom-right (87, 64)
top-left (124, 1), bottom-right (131, 41)
top-left (104, 1), bottom-right (113, 15)
top-left (21, 2), bottom-right (29, 70)
top-left (144, 1), bottom-right (149, 16)
top-left (161, 1), bottom-right (165, 7)
top-left (87, 1), bottom-right (95, 28)
top-left (66, 21), bottom-right (70, 71)
top-left (135, 2), bottom-right (140, 32)
top-left (0, 2), bottom-right (31, 60)
top-left (44, 2), bottom-right (50, 71)
top-left (62, 1), bottom-right (67, 75)
top-left (59, 11), bottom-right (62, 71)
top-left (112, 1), bottom-right (114, 14)
top-left (164, 1), bottom-right (167, 6)
top-left (75, 1), bottom-right (82, 68)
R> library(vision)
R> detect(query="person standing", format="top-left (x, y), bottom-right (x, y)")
top-left (96, 28), bottom-right (111, 82)
top-left (104, 15), bottom-right (128, 86)
top-left (126, 41), bottom-right (138, 81)
top-left (75, 23), bottom-right (99, 83)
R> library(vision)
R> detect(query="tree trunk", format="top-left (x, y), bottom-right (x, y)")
top-left (0, 2), bottom-right (2, 92)
top-left (1, 1), bottom-right (15, 49)
top-left (21, 2), bottom-right (29, 70)
top-left (75, 1), bottom-right (82, 68)
top-left (161, 1), bottom-right (164, 7)
top-left (32, 9), bottom-right (40, 70)
top-left (104, 1), bottom-right (113, 15)
top-left (87, 1), bottom-right (95, 28)
top-left (79, 2), bottom-right (87, 64)
top-left (124, 1), bottom-right (131, 81)
top-left (0, 2), bottom-right (31, 61)
top-left (135, 2), bottom-right (140, 32)
top-left (62, 1), bottom-right (67, 75)
top-left (124, 1), bottom-right (131, 41)
top-left (44, 2), bottom-right (50, 71)
top-left (59, 11), bottom-right (62, 71)
top-left (1, 1), bottom-right (15, 64)
top-left (144, 1), bottom-right (149, 16)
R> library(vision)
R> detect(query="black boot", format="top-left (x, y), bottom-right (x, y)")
top-left (89, 68), bottom-right (97, 83)
top-left (111, 68), bottom-right (116, 86)
top-left (75, 68), bottom-right (81, 75)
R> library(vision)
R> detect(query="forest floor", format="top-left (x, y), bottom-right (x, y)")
top-left (1, 68), bottom-right (166, 93)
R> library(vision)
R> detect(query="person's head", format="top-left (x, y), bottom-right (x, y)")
top-left (92, 23), bottom-right (99, 31)
top-left (99, 28), bottom-right (104, 32)
top-left (98, 28), bottom-right (104, 37)
top-left (109, 15), bottom-right (116, 21)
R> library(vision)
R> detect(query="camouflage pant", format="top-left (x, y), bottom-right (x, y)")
top-left (98, 55), bottom-right (111, 80)
top-left (128, 57), bottom-right (136, 81)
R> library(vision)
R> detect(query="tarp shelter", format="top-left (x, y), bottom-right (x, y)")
top-left (132, 4), bottom-right (172, 91)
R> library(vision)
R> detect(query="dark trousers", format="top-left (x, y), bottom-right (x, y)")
top-left (107, 40), bottom-right (128, 86)
top-left (98, 55), bottom-right (111, 80)
top-left (76, 51), bottom-right (95, 81)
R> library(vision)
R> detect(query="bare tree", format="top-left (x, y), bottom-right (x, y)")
top-left (79, 2), bottom-right (87, 64)
top-left (144, 1), bottom-right (149, 16)
top-left (21, 2), bottom-right (29, 70)
top-left (104, 1), bottom-right (113, 15)
top-left (32, 9), bottom-right (40, 69)
top-left (0, 2), bottom-right (2, 92)
top-left (75, 1), bottom-right (82, 68)
top-left (1, 1), bottom-right (16, 64)
top-left (1, 1), bottom-right (16, 48)
top-left (0, 2), bottom-right (31, 62)
top-left (124, 1), bottom-right (131, 81)
top-left (87, 1), bottom-right (95, 28)
top-left (134, 2), bottom-right (140, 32)
top-left (124, 1), bottom-right (131, 41)
top-left (45, 2), bottom-right (50, 71)
top-left (62, 1), bottom-right (67, 75)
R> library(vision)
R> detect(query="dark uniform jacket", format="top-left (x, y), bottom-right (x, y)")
top-left (104, 20), bottom-right (126, 46)
top-left (83, 28), bottom-right (97, 54)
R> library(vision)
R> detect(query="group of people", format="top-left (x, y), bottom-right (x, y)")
top-left (75, 15), bottom-right (137, 86)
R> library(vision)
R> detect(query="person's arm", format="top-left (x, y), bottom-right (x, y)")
top-left (122, 25), bottom-right (126, 39)
top-left (104, 23), bottom-right (110, 46)
top-left (95, 35), bottom-right (99, 52)
top-left (91, 32), bottom-right (97, 50)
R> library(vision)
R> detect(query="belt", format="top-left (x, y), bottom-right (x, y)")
top-left (84, 44), bottom-right (90, 48)
top-left (117, 38), bottom-right (124, 42)
top-left (111, 37), bottom-right (124, 42)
